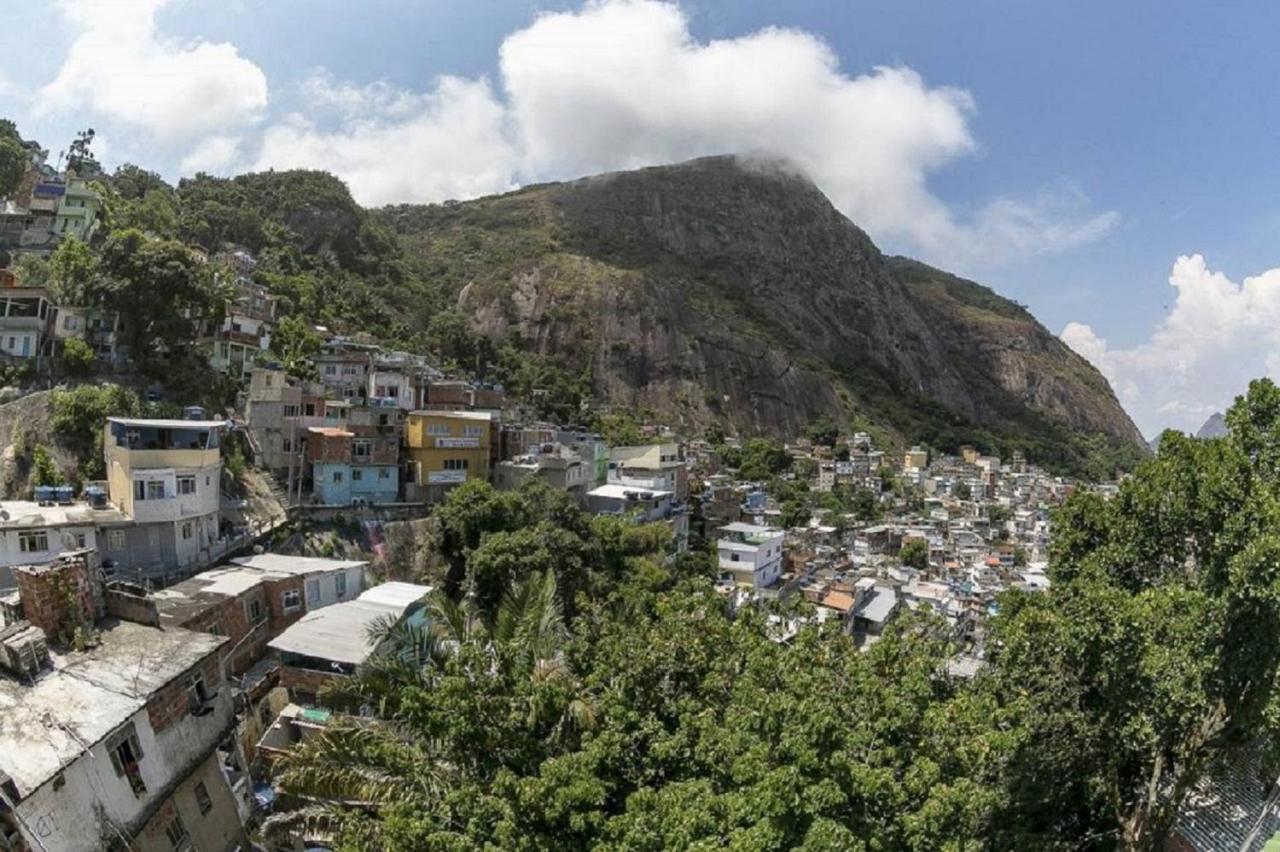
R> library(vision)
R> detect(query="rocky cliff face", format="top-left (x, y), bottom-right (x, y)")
top-left (387, 155), bottom-right (1145, 474)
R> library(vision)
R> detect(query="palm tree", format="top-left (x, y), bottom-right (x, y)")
top-left (267, 571), bottom-right (595, 847)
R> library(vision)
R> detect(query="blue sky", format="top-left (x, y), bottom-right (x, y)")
top-left (4, 0), bottom-right (1279, 437)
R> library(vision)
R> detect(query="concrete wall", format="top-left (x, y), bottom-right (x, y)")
top-left (13, 666), bottom-right (237, 852)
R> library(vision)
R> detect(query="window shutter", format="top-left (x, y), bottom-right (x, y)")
top-left (109, 748), bottom-right (124, 776)
top-left (129, 732), bottom-right (143, 760)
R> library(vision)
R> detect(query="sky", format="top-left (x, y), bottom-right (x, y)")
top-left (2, 0), bottom-right (1278, 439)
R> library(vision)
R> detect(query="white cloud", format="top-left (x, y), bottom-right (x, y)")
top-left (254, 76), bottom-right (516, 206)
top-left (37, 0), bottom-right (268, 144)
top-left (179, 134), bottom-right (241, 174)
top-left (1062, 254), bottom-right (1280, 437)
top-left (251, 0), bottom-right (1114, 261)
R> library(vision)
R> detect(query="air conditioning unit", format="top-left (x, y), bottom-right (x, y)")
top-left (0, 622), bottom-right (49, 677)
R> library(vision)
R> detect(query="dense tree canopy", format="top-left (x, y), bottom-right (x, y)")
top-left (269, 380), bottom-right (1280, 852)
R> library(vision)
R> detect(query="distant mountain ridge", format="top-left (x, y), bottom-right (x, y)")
top-left (1196, 412), bottom-right (1228, 439)
top-left (377, 155), bottom-right (1146, 476)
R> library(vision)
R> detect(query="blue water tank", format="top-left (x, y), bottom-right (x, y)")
top-left (84, 486), bottom-right (108, 509)
top-left (183, 405), bottom-right (206, 420)
top-left (34, 486), bottom-right (56, 504)
top-left (55, 485), bottom-right (74, 504)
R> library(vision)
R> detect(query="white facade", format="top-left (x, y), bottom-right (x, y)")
top-left (717, 522), bottom-right (786, 589)
top-left (230, 554), bottom-right (367, 610)
top-left (1, 622), bottom-right (243, 852)
top-left (368, 369), bottom-right (417, 410)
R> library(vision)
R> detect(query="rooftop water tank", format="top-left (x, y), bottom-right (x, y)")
top-left (54, 486), bottom-right (74, 504)
top-left (33, 485), bottom-right (55, 504)
top-left (84, 486), bottom-right (108, 509)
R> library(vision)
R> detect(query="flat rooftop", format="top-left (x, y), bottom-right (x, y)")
top-left (0, 500), bottom-right (127, 529)
top-left (231, 554), bottom-right (368, 576)
top-left (588, 483), bottom-right (672, 500)
top-left (151, 566), bottom-right (268, 625)
top-left (269, 585), bottom-right (429, 665)
top-left (408, 409), bottom-right (494, 421)
top-left (720, 522), bottom-right (781, 535)
top-left (106, 417), bottom-right (228, 430)
top-left (0, 620), bottom-right (225, 797)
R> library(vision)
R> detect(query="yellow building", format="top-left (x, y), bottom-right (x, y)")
top-left (903, 446), bottom-right (929, 471)
top-left (405, 410), bottom-right (494, 495)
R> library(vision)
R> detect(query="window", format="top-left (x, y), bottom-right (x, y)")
top-left (63, 315), bottom-right (79, 331)
top-left (305, 578), bottom-right (321, 604)
top-left (353, 439), bottom-right (371, 459)
top-left (108, 529), bottom-right (125, 550)
top-left (463, 425), bottom-right (483, 437)
top-left (181, 522), bottom-right (193, 541)
top-left (264, 373), bottom-right (274, 387)
top-left (146, 480), bottom-right (166, 500)
top-left (332, 471), bottom-right (344, 483)
top-left (246, 597), bottom-right (265, 624)
top-left (730, 554), bottom-right (740, 562)
top-left (426, 423), bottom-right (450, 436)
top-left (163, 813), bottom-right (189, 850)
top-left (443, 458), bottom-right (470, 471)
top-left (283, 404), bottom-right (299, 417)
top-left (18, 530), bottom-right (48, 553)
top-left (107, 724), bottom-right (146, 797)
top-left (324, 364), bottom-right (337, 375)
top-left (378, 468), bottom-right (391, 480)
top-left (281, 438), bottom-right (292, 453)
top-left (176, 475), bottom-right (196, 495)
top-left (304, 403), bottom-right (316, 416)
top-left (282, 589), bottom-right (302, 612)
top-left (186, 675), bottom-right (215, 715)
top-left (335, 572), bottom-right (347, 598)
top-left (351, 468), bottom-right (364, 482)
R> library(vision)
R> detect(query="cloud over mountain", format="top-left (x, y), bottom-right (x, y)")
top-left (1062, 254), bottom-right (1280, 437)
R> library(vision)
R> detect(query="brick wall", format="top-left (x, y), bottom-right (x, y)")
top-left (307, 430), bottom-right (353, 463)
top-left (145, 651), bottom-right (222, 734)
top-left (14, 556), bottom-right (94, 643)
top-left (104, 583), bottom-right (159, 626)
top-left (265, 575), bottom-right (305, 633)
top-left (279, 664), bottom-right (342, 699)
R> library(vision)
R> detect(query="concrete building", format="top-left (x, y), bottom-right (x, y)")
top-left (304, 424), bottom-right (399, 505)
top-left (264, 581), bottom-right (428, 706)
top-left (494, 444), bottom-right (590, 498)
top-left (717, 522), bottom-right (786, 589)
top-left (904, 446), bottom-right (929, 471)
top-left (206, 282), bottom-right (276, 379)
top-left (608, 443), bottom-right (688, 501)
top-left (52, 178), bottom-right (101, 242)
top-left (0, 499), bottom-right (128, 593)
top-left (405, 410), bottom-right (495, 499)
top-left (102, 418), bottom-right (226, 581)
top-left (0, 284), bottom-right (53, 360)
top-left (0, 554), bottom-right (248, 852)
top-left (229, 554), bottom-right (367, 614)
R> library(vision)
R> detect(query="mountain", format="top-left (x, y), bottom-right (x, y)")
top-left (378, 155), bottom-right (1145, 476)
top-left (1196, 412), bottom-right (1228, 439)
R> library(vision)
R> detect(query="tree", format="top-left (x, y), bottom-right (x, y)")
top-left (31, 444), bottom-right (64, 487)
top-left (899, 537), bottom-right (930, 570)
top-left (46, 237), bottom-right (101, 306)
top-left (270, 315), bottom-right (322, 380)
top-left (0, 130), bottom-right (26, 199)
top-left (988, 378), bottom-right (1280, 850)
top-left (61, 338), bottom-right (95, 376)
top-left (98, 229), bottom-right (222, 362)
top-left (806, 416), bottom-right (839, 447)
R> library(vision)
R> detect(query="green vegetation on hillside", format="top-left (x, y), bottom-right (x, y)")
top-left (269, 380), bottom-right (1280, 851)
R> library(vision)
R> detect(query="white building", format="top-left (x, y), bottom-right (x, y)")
top-left (717, 522), bottom-right (786, 589)
top-left (0, 557), bottom-right (247, 852)
top-left (0, 500), bottom-right (127, 592)
top-left (229, 554), bottom-right (367, 610)
top-left (102, 418), bottom-right (226, 581)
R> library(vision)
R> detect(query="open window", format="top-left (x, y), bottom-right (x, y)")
top-left (106, 723), bottom-right (147, 797)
